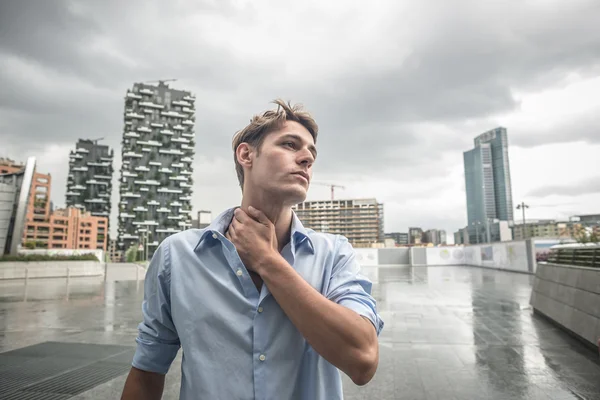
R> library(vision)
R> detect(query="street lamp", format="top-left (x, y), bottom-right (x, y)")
top-left (517, 202), bottom-right (530, 238)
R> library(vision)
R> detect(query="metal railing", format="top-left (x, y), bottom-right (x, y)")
top-left (547, 245), bottom-right (600, 268)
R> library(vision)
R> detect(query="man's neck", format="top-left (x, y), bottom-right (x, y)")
top-left (240, 194), bottom-right (293, 252)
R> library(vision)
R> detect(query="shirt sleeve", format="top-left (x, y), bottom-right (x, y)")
top-left (326, 235), bottom-right (384, 336)
top-left (132, 239), bottom-right (180, 374)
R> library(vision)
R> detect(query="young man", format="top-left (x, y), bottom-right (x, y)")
top-left (121, 100), bottom-right (383, 400)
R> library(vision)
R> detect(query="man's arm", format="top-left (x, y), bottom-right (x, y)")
top-left (121, 239), bottom-right (180, 399)
top-left (121, 367), bottom-right (165, 400)
top-left (258, 252), bottom-right (379, 386)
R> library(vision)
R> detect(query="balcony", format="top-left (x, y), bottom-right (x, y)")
top-left (171, 163), bottom-right (184, 168)
top-left (180, 196), bottom-right (192, 201)
top-left (147, 200), bottom-right (160, 206)
top-left (159, 129), bottom-right (174, 136)
top-left (98, 193), bottom-right (110, 198)
top-left (72, 167), bottom-right (88, 172)
top-left (123, 171), bottom-right (137, 177)
top-left (159, 149), bottom-right (184, 155)
top-left (121, 233), bottom-right (138, 239)
top-left (141, 221), bottom-right (159, 226)
top-left (133, 206), bottom-right (148, 212)
top-left (158, 188), bottom-right (183, 194)
top-left (168, 215), bottom-right (184, 220)
top-left (156, 228), bottom-right (181, 233)
top-left (150, 122), bottom-right (164, 128)
top-left (123, 152), bottom-right (143, 158)
top-left (72, 185), bottom-right (86, 190)
top-left (181, 132), bottom-right (195, 138)
top-left (87, 161), bottom-right (109, 167)
top-left (183, 95), bottom-right (195, 102)
top-left (139, 88), bottom-right (154, 95)
top-left (159, 168), bottom-right (173, 174)
top-left (70, 153), bottom-right (83, 159)
top-left (170, 201), bottom-right (182, 207)
top-left (161, 111), bottom-right (186, 118)
top-left (139, 101), bottom-right (164, 109)
top-left (94, 175), bottom-right (112, 180)
top-left (125, 112), bottom-right (145, 119)
top-left (157, 207), bottom-right (170, 213)
top-left (171, 137), bottom-right (189, 144)
top-left (134, 180), bottom-right (160, 186)
top-left (138, 126), bottom-right (152, 133)
top-left (75, 148), bottom-right (89, 153)
top-left (181, 144), bottom-right (194, 151)
top-left (172, 100), bottom-right (191, 107)
top-left (149, 161), bottom-right (162, 166)
top-left (140, 187), bottom-right (149, 191)
top-left (85, 198), bottom-right (107, 203)
top-left (122, 192), bottom-right (141, 198)
top-left (180, 170), bottom-right (192, 175)
top-left (173, 124), bottom-right (184, 131)
top-left (169, 176), bottom-right (187, 181)
top-left (120, 213), bottom-right (135, 219)
top-left (181, 157), bottom-right (193, 162)
top-left (182, 120), bottom-right (194, 126)
top-left (66, 191), bottom-right (80, 197)
top-left (135, 166), bottom-right (150, 172)
top-left (126, 92), bottom-right (142, 100)
top-left (182, 107), bottom-right (194, 114)
top-left (180, 183), bottom-right (192, 188)
top-left (141, 148), bottom-right (151, 153)
top-left (137, 140), bottom-right (162, 147)
top-left (142, 109), bottom-right (153, 114)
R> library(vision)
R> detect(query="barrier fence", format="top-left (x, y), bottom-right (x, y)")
top-left (548, 246), bottom-right (600, 268)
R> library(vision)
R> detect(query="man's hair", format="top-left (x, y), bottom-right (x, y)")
top-left (232, 99), bottom-right (319, 190)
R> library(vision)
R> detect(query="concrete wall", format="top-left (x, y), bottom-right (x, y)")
top-left (378, 248), bottom-right (409, 265)
top-left (531, 262), bottom-right (600, 348)
top-left (19, 248), bottom-right (104, 261)
top-left (0, 261), bottom-right (105, 279)
top-left (410, 247), bottom-right (427, 266)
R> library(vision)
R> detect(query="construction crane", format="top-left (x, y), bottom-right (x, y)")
top-left (144, 79), bottom-right (178, 85)
top-left (89, 137), bottom-right (104, 145)
top-left (312, 182), bottom-right (345, 200)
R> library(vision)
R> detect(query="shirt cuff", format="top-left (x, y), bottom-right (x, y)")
top-left (339, 298), bottom-right (384, 336)
top-left (132, 336), bottom-right (180, 375)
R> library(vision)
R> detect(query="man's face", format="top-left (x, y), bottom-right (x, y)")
top-left (245, 120), bottom-right (317, 205)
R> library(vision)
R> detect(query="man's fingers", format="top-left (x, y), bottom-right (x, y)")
top-left (247, 206), bottom-right (270, 226)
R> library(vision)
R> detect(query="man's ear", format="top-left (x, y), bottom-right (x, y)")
top-left (236, 143), bottom-right (253, 168)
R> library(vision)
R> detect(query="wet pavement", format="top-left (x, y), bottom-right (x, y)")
top-left (1, 264), bottom-right (599, 399)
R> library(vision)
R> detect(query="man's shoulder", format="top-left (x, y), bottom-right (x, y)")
top-left (303, 229), bottom-right (352, 252)
top-left (161, 228), bottom-right (207, 252)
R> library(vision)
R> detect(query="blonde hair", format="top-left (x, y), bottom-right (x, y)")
top-left (232, 99), bottom-right (318, 190)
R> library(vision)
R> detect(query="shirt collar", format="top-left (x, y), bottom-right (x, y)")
top-left (195, 207), bottom-right (314, 254)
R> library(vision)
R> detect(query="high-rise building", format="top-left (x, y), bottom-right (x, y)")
top-left (117, 81), bottom-right (196, 257)
top-left (293, 198), bottom-right (384, 248)
top-left (408, 227), bottom-right (423, 244)
top-left (385, 232), bottom-right (408, 245)
top-left (1, 157), bottom-right (52, 245)
top-left (0, 157), bottom-right (36, 255)
top-left (463, 127), bottom-right (514, 243)
top-left (423, 229), bottom-right (447, 246)
top-left (66, 139), bottom-right (114, 222)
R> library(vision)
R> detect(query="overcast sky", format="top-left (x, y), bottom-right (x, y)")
top-left (1, 0), bottom-right (599, 242)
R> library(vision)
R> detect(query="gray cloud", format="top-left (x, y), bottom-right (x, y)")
top-left (1, 0), bottom-right (600, 236)
top-left (528, 178), bottom-right (600, 198)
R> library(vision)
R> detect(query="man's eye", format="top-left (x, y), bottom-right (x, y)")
top-left (284, 142), bottom-right (295, 148)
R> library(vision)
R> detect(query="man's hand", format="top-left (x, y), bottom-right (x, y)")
top-left (226, 207), bottom-right (278, 273)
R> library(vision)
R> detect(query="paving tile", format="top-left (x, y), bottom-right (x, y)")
top-left (1, 264), bottom-right (600, 399)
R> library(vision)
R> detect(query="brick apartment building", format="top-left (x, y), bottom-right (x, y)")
top-left (1, 158), bottom-right (107, 251)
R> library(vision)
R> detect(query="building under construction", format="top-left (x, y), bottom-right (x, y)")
top-left (293, 198), bottom-right (384, 248)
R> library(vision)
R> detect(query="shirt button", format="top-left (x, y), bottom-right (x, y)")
top-left (259, 354), bottom-right (266, 361)
top-left (236, 269), bottom-right (243, 276)
top-left (212, 233), bottom-right (218, 239)
top-left (257, 307), bottom-right (263, 313)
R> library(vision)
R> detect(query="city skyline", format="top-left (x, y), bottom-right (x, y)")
top-left (1, 1), bottom-right (600, 242)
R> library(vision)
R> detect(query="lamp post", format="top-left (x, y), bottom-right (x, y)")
top-left (517, 202), bottom-right (529, 238)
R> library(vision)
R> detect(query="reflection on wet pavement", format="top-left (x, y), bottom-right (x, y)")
top-left (1, 264), bottom-right (599, 399)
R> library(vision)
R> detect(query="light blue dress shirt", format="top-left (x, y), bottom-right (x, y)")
top-left (132, 207), bottom-right (384, 400)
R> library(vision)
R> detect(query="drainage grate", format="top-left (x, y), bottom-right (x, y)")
top-left (0, 341), bottom-right (135, 399)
